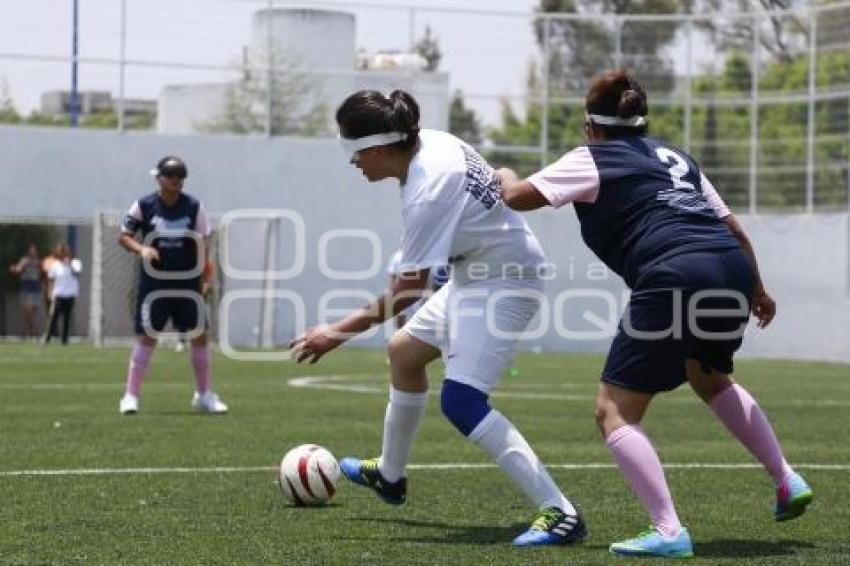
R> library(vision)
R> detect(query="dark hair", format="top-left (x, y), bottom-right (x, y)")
top-left (335, 90), bottom-right (420, 151)
top-left (585, 70), bottom-right (649, 137)
top-left (155, 155), bottom-right (188, 179)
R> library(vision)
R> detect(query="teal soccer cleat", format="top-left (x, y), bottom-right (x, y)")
top-left (775, 472), bottom-right (813, 522)
top-left (609, 526), bottom-right (694, 558)
top-left (512, 507), bottom-right (588, 546)
top-left (339, 457), bottom-right (406, 505)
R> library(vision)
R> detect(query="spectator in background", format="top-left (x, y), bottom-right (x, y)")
top-left (42, 243), bottom-right (81, 345)
top-left (9, 243), bottom-right (42, 338)
top-left (41, 243), bottom-right (61, 316)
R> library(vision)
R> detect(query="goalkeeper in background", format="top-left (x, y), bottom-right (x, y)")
top-left (117, 155), bottom-right (228, 415)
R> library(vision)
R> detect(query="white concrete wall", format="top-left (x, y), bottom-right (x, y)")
top-left (0, 125), bottom-right (847, 362)
top-left (249, 9), bottom-right (356, 72)
top-left (156, 8), bottom-right (449, 136)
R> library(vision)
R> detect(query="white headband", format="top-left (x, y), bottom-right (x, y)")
top-left (586, 113), bottom-right (647, 127)
top-left (338, 132), bottom-right (407, 159)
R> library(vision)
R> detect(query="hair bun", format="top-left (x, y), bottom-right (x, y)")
top-left (617, 89), bottom-right (647, 119)
top-left (388, 90), bottom-right (421, 139)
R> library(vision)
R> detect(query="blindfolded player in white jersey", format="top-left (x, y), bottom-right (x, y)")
top-left (290, 89), bottom-right (587, 546)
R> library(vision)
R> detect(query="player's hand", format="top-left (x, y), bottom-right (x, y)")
top-left (138, 246), bottom-right (160, 263)
top-left (751, 286), bottom-right (776, 328)
top-left (289, 325), bottom-right (343, 364)
top-left (495, 167), bottom-right (519, 188)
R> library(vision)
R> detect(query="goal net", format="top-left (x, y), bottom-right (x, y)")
top-left (90, 210), bottom-right (222, 346)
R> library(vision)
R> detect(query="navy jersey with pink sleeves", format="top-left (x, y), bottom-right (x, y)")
top-left (529, 135), bottom-right (739, 288)
top-left (121, 192), bottom-right (209, 285)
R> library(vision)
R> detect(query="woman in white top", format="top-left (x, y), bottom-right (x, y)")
top-left (43, 243), bottom-right (80, 345)
top-left (291, 90), bottom-right (584, 546)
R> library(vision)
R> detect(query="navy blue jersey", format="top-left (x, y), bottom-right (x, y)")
top-left (122, 192), bottom-right (209, 286)
top-left (529, 135), bottom-right (740, 288)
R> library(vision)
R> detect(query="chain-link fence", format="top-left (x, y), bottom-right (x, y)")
top-left (1, 1), bottom-right (849, 211)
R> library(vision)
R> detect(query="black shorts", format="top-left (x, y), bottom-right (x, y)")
top-left (602, 248), bottom-right (755, 394)
top-left (134, 283), bottom-right (206, 336)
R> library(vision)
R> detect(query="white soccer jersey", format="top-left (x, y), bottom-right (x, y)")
top-left (397, 130), bottom-right (546, 285)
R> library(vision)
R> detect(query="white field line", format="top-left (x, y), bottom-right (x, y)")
top-left (4, 376), bottom-right (848, 406)
top-left (0, 383), bottom-right (185, 390)
top-left (287, 375), bottom-right (850, 406)
top-left (1, 462), bottom-right (848, 477)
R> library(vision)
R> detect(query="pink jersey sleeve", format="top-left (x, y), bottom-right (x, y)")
top-left (700, 172), bottom-right (731, 219)
top-left (527, 146), bottom-right (601, 208)
top-left (195, 203), bottom-right (212, 237)
top-left (120, 200), bottom-right (143, 234)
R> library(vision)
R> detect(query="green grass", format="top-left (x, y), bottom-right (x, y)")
top-left (1, 343), bottom-right (848, 564)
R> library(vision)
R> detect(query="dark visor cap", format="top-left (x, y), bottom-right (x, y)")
top-left (152, 156), bottom-right (188, 179)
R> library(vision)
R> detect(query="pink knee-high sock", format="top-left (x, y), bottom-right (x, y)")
top-left (709, 383), bottom-right (794, 486)
top-left (125, 342), bottom-right (154, 396)
top-left (606, 424), bottom-right (682, 537)
top-left (191, 345), bottom-right (212, 394)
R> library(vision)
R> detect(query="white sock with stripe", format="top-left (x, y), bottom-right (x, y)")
top-left (377, 387), bottom-right (428, 483)
top-left (469, 409), bottom-right (576, 515)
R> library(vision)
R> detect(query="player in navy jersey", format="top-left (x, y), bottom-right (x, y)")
top-left (117, 156), bottom-right (227, 415)
top-left (499, 70), bottom-right (811, 558)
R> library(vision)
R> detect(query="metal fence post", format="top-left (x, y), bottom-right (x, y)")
top-left (265, 0), bottom-right (274, 137)
top-left (117, 0), bottom-right (127, 132)
top-left (409, 8), bottom-right (416, 51)
top-left (683, 15), bottom-right (692, 152)
top-left (806, 11), bottom-right (817, 213)
top-left (749, 14), bottom-right (760, 214)
top-left (540, 14), bottom-right (550, 169)
top-left (613, 15), bottom-right (622, 69)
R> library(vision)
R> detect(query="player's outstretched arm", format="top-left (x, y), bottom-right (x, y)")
top-left (289, 269), bottom-right (430, 364)
top-left (497, 168), bottom-right (550, 211)
top-left (723, 214), bottom-right (776, 328)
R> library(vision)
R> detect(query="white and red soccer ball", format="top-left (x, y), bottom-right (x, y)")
top-left (278, 444), bottom-right (340, 506)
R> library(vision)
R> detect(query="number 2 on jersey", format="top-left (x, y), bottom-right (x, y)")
top-left (654, 147), bottom-right (709, 212)
top-left (655, 147), bottom-right (696, 192)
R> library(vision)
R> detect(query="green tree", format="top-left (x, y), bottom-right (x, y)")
top-left (413, 25), bottom-right (442, 72)
top-left (76, 110), bottom-right (155, 130)
top-left (199, 48), bottom-right (330, 137)
top-left (695, 0), bottom-right (807, 64)
top-left (449, 90), bottom-right (482, 145)
top-left (534, 0), bottom-right (686, 95)
top-left (488, 1), bottom-right (688, 175)
top-left (0, 78), bottom-right (21, 124)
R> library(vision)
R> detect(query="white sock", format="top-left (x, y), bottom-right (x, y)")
top-left (377, 387), bottom-right (429, 483)
top-left (470, 410), bottom-right (576, 515)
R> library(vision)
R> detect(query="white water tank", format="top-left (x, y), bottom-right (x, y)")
top-left (249, 9), bottom-right (356, 71)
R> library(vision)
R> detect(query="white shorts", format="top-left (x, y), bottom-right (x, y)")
top-left (403, 278), bottom-right (543, 394)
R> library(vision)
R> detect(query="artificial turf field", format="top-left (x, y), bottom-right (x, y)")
top-left (1, 343), bottom-right (848, 564)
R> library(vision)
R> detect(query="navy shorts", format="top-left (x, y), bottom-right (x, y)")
top-left (135, 282), bottom-right (206, 336)
top-left (602, 248), bottom-right (755, 394)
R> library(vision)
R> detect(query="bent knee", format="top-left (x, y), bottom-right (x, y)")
top-left (593, 403), bottom-right (609, 435)
top-left (686, 362), bottom-right (733, 403)
top-left (440, 379), bottom-right (490, 437)
top-left (386, 332), bottom-right (407, 363)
